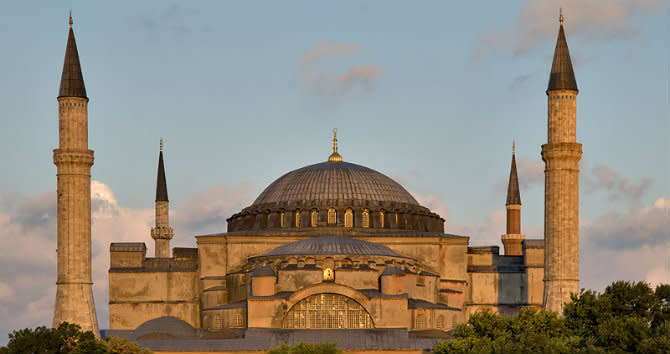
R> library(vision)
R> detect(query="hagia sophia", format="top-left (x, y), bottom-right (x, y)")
top-left (52, 11), bottom-right (582, 352)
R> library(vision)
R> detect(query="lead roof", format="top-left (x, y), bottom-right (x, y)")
top-left (156, 151), bottom-right (168, 201)
top-left (506, 153), bottom-right (521, 205)
top-left (547, 24), bottom-right (578, 92)
top-left (58, 27), bottom-right (87, 98)
top-left (252, 161), bottom-right (419, 206)
top-left (258, 235), bottom-right (408, 258)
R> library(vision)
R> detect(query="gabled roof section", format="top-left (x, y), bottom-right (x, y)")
top-left (58, 24), bottom-right (87, 98)
top-left (547, 24), bottom-right (578, 92)
top-left (156, 151), bottom-right (168, 201)
top-left (506, 153), bottom-right (521, 205)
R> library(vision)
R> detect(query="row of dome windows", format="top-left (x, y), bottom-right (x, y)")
top-left (283, 208), bottom-right (382, 228)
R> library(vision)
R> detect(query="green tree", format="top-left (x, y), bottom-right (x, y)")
top-left (267, 341), bottom-right (341, 354)
top-left (0, 323), bottom-right (152, 354)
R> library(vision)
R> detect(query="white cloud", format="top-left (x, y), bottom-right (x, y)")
top-left (299, 39), bottom-right (384, 97)
top-left (476, 0), bottom-right (662, 58)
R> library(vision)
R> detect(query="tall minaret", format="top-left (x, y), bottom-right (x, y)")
top-left (542, 10), bottom-right (582, 313)
top-left (501, 142), bottom-right (525, 256)
top-left (151, 140), bottom-right (174, 258)
top-left (53, 14), bottom-right (99, 336)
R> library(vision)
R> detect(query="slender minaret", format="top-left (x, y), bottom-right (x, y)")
top-left (501, 142), bottom-right (525, 256)
top-left (151, 140), bottom-right (174, 258)
top-left (542, 10), bottom-right (582, 313)
top-left (53, 14), bottom-right (99, 336)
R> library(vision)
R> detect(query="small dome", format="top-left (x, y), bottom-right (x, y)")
top-left (258, 235), bottom-right (408, 258)
top-left (381, 266), bottom-right (405, 277)
top-left (251, 265), bottom-right (276, 277)
top-left (133, 316), bottom-right (197, 340)
top-left (252, 161), bottom-right (419, 206)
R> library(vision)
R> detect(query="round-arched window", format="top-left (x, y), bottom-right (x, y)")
top-left (283, 293), bottom-right (374, 329)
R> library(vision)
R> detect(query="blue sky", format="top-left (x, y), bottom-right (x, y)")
top-left (0, 0), bottom-right (667, 341)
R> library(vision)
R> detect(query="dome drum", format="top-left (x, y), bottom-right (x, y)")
top-left (227, 203), bottom-right (444, 233)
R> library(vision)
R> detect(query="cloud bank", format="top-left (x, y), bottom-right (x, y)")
top-left (0, 180), bottom-right (253, 344)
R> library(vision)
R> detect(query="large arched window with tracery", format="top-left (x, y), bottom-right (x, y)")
top-left (283, 293), bottom-right (374, 329)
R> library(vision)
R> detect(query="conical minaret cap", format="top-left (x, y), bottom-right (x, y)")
top-left (547, 19), bottom-right (578, 92)
top-left (156, 146), bottom-right (168, 202)
top-left (506, 149), bottom-right (521, 205)
top-left (58, 16), bottom-right (87, 98)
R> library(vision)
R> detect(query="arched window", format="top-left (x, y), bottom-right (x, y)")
top-left (311, 209), bottom-right (318, 227)
top-left (283, 293), bottom-right (374, 329)
top-left (279, 211), bottom-right (285, 228)
top-left (295, 210), bottom-right (301, 228)
top-left (328, 208), bottom-right (336, 224)
top-left (344, 209), bottom-right (353, 228)
top-left (436, 315), bottom-right (445, 329)
top-left (362, 209), bottom-right (370, 228)
top-left (379, 210), bottom-right (385, 228)
top-left (415, 313), bottom-right (426, 329)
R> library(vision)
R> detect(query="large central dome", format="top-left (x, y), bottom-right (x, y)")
top-left (252, 161), bottom-right (419, 206)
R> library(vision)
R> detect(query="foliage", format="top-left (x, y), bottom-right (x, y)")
top-left (267, 341), bottom-right (341, 354)
top-left (434, 281), bottom-right (670, 354)
top-left (0, 323), bottom-right (152, 354)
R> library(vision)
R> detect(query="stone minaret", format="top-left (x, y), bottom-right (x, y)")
top-left (542, 11), bottom-right (582, 313)
top-left (151, 141), bottom-right (174, 258)
top-left (501, 143), bottom-right (525, 256)
top-left (53, 15), bottom-right (99, 336)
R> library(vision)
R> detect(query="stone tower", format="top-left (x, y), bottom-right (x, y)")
top-left (501, 143), bottom-right (525, 256)
top-left (151, 141), bottom-right (174, 258)
top-left (53, 15), bottom-right (100, 336)
top-left (542, 11), bottom-right (582, 313)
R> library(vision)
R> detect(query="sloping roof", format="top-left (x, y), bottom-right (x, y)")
top-left (547, 24), bottom-right (578, 92)
top-left (506, 154), bottom-right (521, 205)
top-left (259, 235), bottom-right (408, 258)
top-left (58, 26), bottom-right (87, 98)
top-left (252, 161), bottom-right (419, 206)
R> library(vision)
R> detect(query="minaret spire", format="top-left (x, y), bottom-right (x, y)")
top-left (501, 142), bottom-right (524, 256)
top-left (59, 13), bottom-right (87, 98)
top-left (152, 140), bottom-right (174, 257)
top-left (547, 10), bottom-right (578, 93)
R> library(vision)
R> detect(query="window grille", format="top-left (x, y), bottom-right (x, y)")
top-left (295, 210), bottom-right (300, 227)
top-left (415, 313), bottom-right (426, 329)
top-left (345, 209), bottom-right (353, 228)
top-left (328, 208), bottom-right (336, 224)
top-left (436, 315), bottom-right (445, 329)
top-left (283, 293), bottom-right (373, 329)
top-left (311, 210), bottom-right (318, 227)
top-left (362, 209), bottom-right (370, 228)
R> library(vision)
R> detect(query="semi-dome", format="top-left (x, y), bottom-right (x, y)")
top-left (252, 161), bottom-right (419, 207)
top-left (258, 235), bottom-right (407, 258)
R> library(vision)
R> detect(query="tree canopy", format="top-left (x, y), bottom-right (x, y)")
top-left (435, 281), bottom-right (670, 354)
top-left (0, 322), bottom-right (151, 354)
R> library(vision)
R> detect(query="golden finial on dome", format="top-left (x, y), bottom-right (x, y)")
top-left (559, 8), bottom-right (563, 25)
top-left (328, 128), bottom-right (343, 162)
top-left (512, 140), bottom-right (515, 155)
top-left (69, 10), bottom-right (73, 28)
top-left (160, 138), bottom-right (163, 152)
